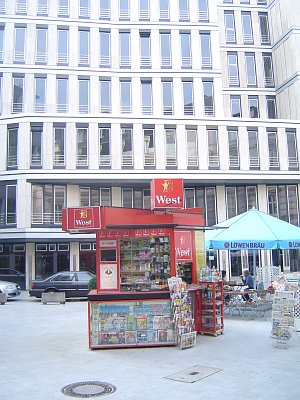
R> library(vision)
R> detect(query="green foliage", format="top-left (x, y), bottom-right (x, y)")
top-left (88, 276), bottom-right (96, 291)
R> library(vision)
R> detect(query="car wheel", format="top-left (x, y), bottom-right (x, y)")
top-left (45, 288), bottom-right (58, 293)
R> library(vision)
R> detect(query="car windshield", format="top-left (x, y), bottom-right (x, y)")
top-left (51, 274), bottom-right (75, 282)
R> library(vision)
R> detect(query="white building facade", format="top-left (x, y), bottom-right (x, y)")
top-left (0, 0), bottom-right (300, 288)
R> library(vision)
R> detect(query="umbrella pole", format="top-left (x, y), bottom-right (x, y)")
top-left (253, 249), bottom-right (256, 289)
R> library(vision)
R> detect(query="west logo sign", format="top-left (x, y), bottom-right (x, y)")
top-left (151, 178), bottom-right (184, 210)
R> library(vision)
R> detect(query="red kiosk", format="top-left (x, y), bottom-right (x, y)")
top-left (62, 179), bottom-right (206, 349)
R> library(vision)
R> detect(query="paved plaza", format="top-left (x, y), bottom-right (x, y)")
top-left (1, 292), bottom-right (299, 400)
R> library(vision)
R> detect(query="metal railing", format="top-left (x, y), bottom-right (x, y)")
top-left (198, 10), bottom-right (208, 21)
top-left (187, 156), bottom-right (199, 168)
top-left (204, 105), bottom-right (215, 116)
top-left (142, 105), bottom-right (153, 115)
top-left (249, 157), bottom-right (260, 169)
top-left (139, 10), bottom-right (150, 20)
top-left (202, 56), bottom-right (212, 69)
top-left (35, 104), bottom-right (46, 113)
top-left (140, 56), bottom-right (151, 68)
top-left (78, 54), bottom-right (90, 65)
top-left (161, 56), bottom-right (172, 68)
top-left (57, 53), bottom-right (69, 64)
top-left (144, 153), bottom-right (155, 167)
top-left (56, 104), bottom-right (68, 113)
top-left (76, 155), bottom-right (88, 167)
top-left (14, 51), bottom-right (25, 63)
top-left (99, 155), bottom-right (111, 167)
top-left (79, 6), bottom-right (90, 18)
top-left (58, 5), bottom-right (69, 16)
top-left (100, 8), bottom-right (110, 19)
top-left (35, 52), bottom-right (47, 64)
top-left (119, 56), bottom-right (131, 67)
top-left (0, 213), bottom-right (17, 226)
top-left (31, 212), bottom-right (62, 225)
top-left (79, 105), bottom-right (89, 114)
top-left (120, 105), bottom-right (132, 114)
top-left (208, 155), bottom-right (219, 168)
top-left (12, 103), bottom-right (23, 113)
top-left (122, 154), bottom-right (133, 167)
top-left (99, 55), bottom-right (111, 67)
top-left (166, 156), bottom-right (177, 167)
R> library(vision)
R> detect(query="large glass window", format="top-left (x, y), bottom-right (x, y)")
top-left (77, 127), bottom-right (88, 167)
top-left (160, 32), bottom-right (171, 68)
top-left (57, 28), bottom-right (69, 64)
top-left (248, 130), bottom-right (260, 169)
top-left (7, 128), bottom-right (18, 168)
top-left (99, 30), bottom-right (111, 67)
top-left (182, 80), bottom-right (194, 115)
top-left (54, 127), bottom-right (65, 166)
top-left (120, 80), bottom-right (131, 113)
top-left (165, 128), bottom-right (177, 167)
top-left (263, 54), bottom-right (274, 87)
top-left (259, 13), bottom-right (270, 44)
top-left (14, 27), bottom-right (26, 63)
top-left (99, 127), bottom-right (111, 167)
top-left (35, 77), bottom-right (46, 113)
top-left (228, 52), bottom-right (239, 86)
top-left (79, 0), bottom-right (90, 18)
top-left (248, 96), bottom-right (259, 118)
top-left (241, 12), bottom-right (253, 44)
top-left (140, 33), bottom-right (151, 68)
top-left (119, 0), bottom-right (129, 20)
top-left (162, 80), bottom-right (173, 115)
top-left (78, 79), bottom-right (89, 114)
top-left (159, 0), bottom-right (169, 20)
top-left (122, 188), bottom-right (133, 208)
top-left (200, 32), bottom-right (211, 68)
top-left (35, 28), bottom-right (47, 64)
top-left (266, 96), bottom-right (277, 119)
top-left (32, 185), bottom-right (66, 225)
top-left (180, 32), bottom-right (191, 68)
top-left (144, 128), bottom-right (155, 167)
top-left (78, 29), bottom-right (89, 65)
top-left (245, 53), bottom-right (257, 86)
top-left (230, 95), bottom-right (241, 117)
top-left (99, 79), bottom-right (111, 113)
top-left (186, 129), bottom-right (198, 168)
top-left (268, 131), bottom-right (279, 169)
top-left (228, 130), bottom-right (239, 169)
top-left (207, 129), bottom-right (219, 169)
top-left (0, 185), bottom-right (17, 225)
top-left (100, 0), bottom-right (110, 19)
top-left (267, 185), bottom-right (299, 225)
top-left (56, 78), bottom-right (68, 113)
top-left (224, 11), bottom-right (236, 43)
top-left (198, 0), bottom-right (208, 21)
top-left (286, 130), bottom-right (298, 170)
top-left (141, 80), bottom-right (152, 114)
top-left (179, 0), bottom-right (190, 21)
top-left (122, 128), bottom-right (133, 167)
top-left (12, 77), bottom-right (24, 113)
top-left (31, 127), bottom-right (42, 167)
top-left (139, 0), bottom-right (150, 20)
top-left (119, 31), bottom-right (131, 67)
top-left (203, 80), bottom-right (214, 116)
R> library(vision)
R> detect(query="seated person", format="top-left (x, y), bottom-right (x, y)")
top-left (241, 269), bottom-right (254, 301)
top-left (221, 270), bottom-right (230, 304)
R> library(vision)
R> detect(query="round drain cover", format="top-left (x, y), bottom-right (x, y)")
top-left (61, 381), bottom-right (117, 398)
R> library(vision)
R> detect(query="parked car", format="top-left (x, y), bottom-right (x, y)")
top-left (0, 280), bottom-right (21, 298)
top-left (0, 268), bottom-right (26, 289)
top-left (29, 271), bottom-right (95, 298)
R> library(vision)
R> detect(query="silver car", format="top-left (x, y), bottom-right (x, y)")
top-left (0, 280), bottom-right (21, 298)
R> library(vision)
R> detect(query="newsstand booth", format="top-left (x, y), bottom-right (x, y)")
top-left (62, 179), bottom-right (205, 349)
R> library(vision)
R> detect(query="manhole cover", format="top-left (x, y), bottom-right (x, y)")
top-left (61, 381), bottom-right (117, 398)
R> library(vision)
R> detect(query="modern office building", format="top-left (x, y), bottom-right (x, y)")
top-left (0, 0), bottom-right (300, 289)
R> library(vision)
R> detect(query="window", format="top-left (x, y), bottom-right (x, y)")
top-left (32, 185), bottom-right (66, 225)
top-left (12, 77), bottom-right (24, 114)
top-left (99, 30), bottom-right (111, 67)
top-left (179, 0), bottom-right (190, 21)
top-left (139, 0), bottom-right (150, 20)
top-left (0, 76), bottom-right (2, 114)
top-left (77, 127), bottom-right (88, 167)
top-left (228, 130), bottom-right (239, 169)
top-left (263, 54), bottom-right (274, 87)
top-left (226, 187), bottom-right (237, 219)
top-left (58, 0), bottom-right (69, 16)
top-left (140, 32), bottom-right (151, 68)
top-left (57, 28), bottom-right (69, 64)
top-left (286, 130), bottom-right (298, 170)
top-left (78, 29), bottom-right (89, 65)
top-left (267, 185), bottom-right (299, 225)
top-left (99, 127), bottom-right (111, 167)
top-left (119, 32), bottom-right (131, 67)
top-left (79, 0), bottom-right (90, 18)
top-left (0, 0), bottom-right (6, 13)
top-left (207, 129), bottom-right (219, 169)
top-left (187, 129), bottom-right (198, 168)
top-left (14, 26), bottom-right (26, 63)
top-left (0, 26), bottom-right (4, 62)
top-left (241, 12), bottom-right (253, 44)
top-left (198, 0), bottom-right (208, 21)
top-left (248, 130), bottom-right (260, 169)
top-left (144, 128), bottom-right (155, 167)
top-left (119, 0), bottom-right (129, 20)
top-left (160, 32), bottom-right (172, 68)
top-left (100, 188), bottom-right (111, 206)
top-left (224, 12), bottom-right (236, 43)
top-left (203, 80), bottom-right (214, 116)
top-left (122, 128), bottom-right (133, 167)
top-left (165, 129), bottom-right (177, 167)
top-left (180, 32), bottom-right (191, 68)
top-left (99, 79), bottom-right (111, 113)
top-left (54, 127), bottom-right (65, 166)
top-left (35, 76), bottom-right (46, 113)
top-left (259, 13), bottom-right (270, 44)
top-left (37, 0), bottom-right (48, 15)
top-left (182, 80), bottom-right (194, 115)
top-left (227, 53), bottom-right (239, 86)
top-left (31, 126), bottom-right (42, 167)
top-left (162, 80), bottom-right (173, 115)
top-left (7, 127), bottom-right (18, 168)
top-left (16, 0), bottom-right (27, 14)
top-left (266, 96), bottom-right (277, 119)
top-left (122, 188), bottom-right (133, 208)
top-left (200, 32), bottom-right (211, 68)
top-left (159, 0), bottom-right (169, 20)
top-left (36, 28), bottom-right (47, 64)
top-left (248, 96), bottom-right (259, 118)
top-left (78, 79), bottom-right (89, 113)
top-left (0, 184), bottom-right (17, 226)
top-left (120, 80), bottom-right (132, 113)
top-left (245, 53), bottom-right (257, 86)
top-left (100, 0), bottom-right (110, 19)
top-left (56, 78), bottom-right (68, 113)
top-left (141, 80), bottom-right (152, 114)
top-left (230, 95), bottom-right (241, 117)
top-left (268, 131), bottom-right (279, 169)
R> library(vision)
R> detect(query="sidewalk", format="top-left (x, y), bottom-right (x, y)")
top-left (1, 292), bottom-right (299, 400)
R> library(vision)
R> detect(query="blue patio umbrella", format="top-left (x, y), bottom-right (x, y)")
top-left (205, 208), bottom-right (300, 285)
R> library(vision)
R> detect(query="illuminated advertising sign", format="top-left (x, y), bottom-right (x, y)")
top-left (150, 178), bottom-right (184, 210)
